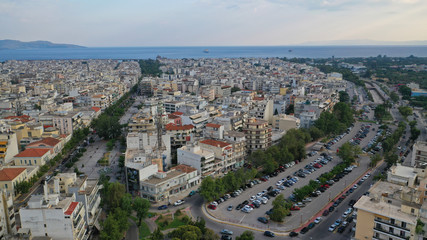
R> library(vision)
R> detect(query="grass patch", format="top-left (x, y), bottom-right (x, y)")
top-left (155, 213), bottom-right (188, 230)
top-left (139, 221), bottom-right (151, 239)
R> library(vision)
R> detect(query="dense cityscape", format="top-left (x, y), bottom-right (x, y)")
top-left (0, 54), bottom-right (426, 240)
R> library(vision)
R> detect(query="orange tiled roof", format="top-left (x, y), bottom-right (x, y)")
top-left (15, 148), bottom-right (50, 158)
top-left (0, 168), bottom-right (26, 181)
top-left (168, 114), bottom-right (181, 119)
top-left (27, 137), bottom-right (60, 147)
top-left (172, 164), bottom-right (197, 173)
top-left (206, 123), bottom-right (221, 129)
top-left (64, 202), bottom-right (79, 215)
top-left (91, 107), bottom-right (101, 112)
top-left (200, 139), bottom-right (231, 148)
top-left (171, 112), bottom-right (183, 116)
top-left (165, 123), bottom-right (194, 131)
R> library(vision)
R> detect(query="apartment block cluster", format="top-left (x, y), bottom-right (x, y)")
top-left (353, 141), bottom-right (427, 240)
top-left (124, 57), bottom-right (347, 203)
top-left (0, 59), bottom-right (139, 239)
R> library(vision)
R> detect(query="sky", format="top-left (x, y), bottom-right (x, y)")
top-left (1, 0), bottom-right (427, 47)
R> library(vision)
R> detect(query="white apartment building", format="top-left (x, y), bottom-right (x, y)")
top-left (178, 145), bottom-right (215, 177)
top-left (52, 112), bottom-right (83, 135)
top-left (411, 141), bottom-right (427, 167)
top-left (249, 98), bottom-right (274, 124)
top-left (0, 124), bottom-right (19, 165)
top-left (0, 190), bottom-right (16, 238)
top-left (90, 94), bottom-right (109, 109)
top-left (20, 189), bottom-right (88, 240)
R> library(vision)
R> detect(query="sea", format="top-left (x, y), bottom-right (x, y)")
top-left (1, 46), bottom-right (427, 61)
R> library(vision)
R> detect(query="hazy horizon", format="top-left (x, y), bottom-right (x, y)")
top-left (2, 0), bottom-right (427, 47)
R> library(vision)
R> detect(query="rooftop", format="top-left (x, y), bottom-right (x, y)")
top-left (27, 137), bottom-right (61, 147)
top-left (354, 195), bottom-right (417, 225)
top-left (414, 141), bottom-right (427, 152)
top-left (0, 168), bottom-right (26, 181)
top-left (200, 139), bottom-right (231, 148)
top-left (143, 170), bottom-right (185, 185)
top-left (15, 148), bottom-right (50, 158)
top-left (171, 164), bottom-right (197, 173)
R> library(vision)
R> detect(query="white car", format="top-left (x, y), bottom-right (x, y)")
top-left (250, 196), bottom-right (256, 201)
top-left (174, 200), bottom-right (185, 206)
top-left (276, 181), bottom-right (283, 186)
top-left (256, 192), bottom-right (263, 197)
top-left (328, 225), bottom-right (336, 232)
top-left (303, 198), bottom-right (312, 202)
top-left (314, 217), bottom-right (322, 224)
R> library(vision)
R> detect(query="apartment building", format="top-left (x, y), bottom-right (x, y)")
top-left (52, 112), bottom-right (83, 135)
top-left (177, 145), bottom-right (215, 177)
top-left (411, 141), bottom-right (427, 167)
top-left (20, 191), bottom-right (88, 240)
top-left (224, 131), bottom-right (246, 168)
top-left (199, 139), bottom-right (235, 173)
top-left (354, 181), bottom-right (420, 240)
top-left (204, 123), bottom-right (224, 140)
top-left (165, 123), bottom-right (195, 148)
top-left (47, 173), bottom-right (102, 233)
top-left (272, 114), bottom-right (300, 132)
top-left (90, 94), bottom-right (109, 109)
top-left (26, 137), bottom-right (63, 156)
top-left (0, 190), bottom-right (16, 238)
top-left (249, 98), bottom-right (274, 124)
top-left (164, 101), bottom-right (185, 113)
top-left (243, 118), bottom-right (272, 153)
top-left (128, 113), bottom-right (156, 133)
top-left (0, 125), bottom-right (19, 165)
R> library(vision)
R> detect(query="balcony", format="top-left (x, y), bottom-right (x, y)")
top-left (373, 226), bottom-right (409, 240)
top-left (374, 218), bottom-right (411, 232)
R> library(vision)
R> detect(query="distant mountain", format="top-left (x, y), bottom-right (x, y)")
top-left (0, 40), bottom-right (85, 50)
top-left (298, 39), bottom-right (427, 46)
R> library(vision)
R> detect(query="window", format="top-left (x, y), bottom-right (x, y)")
top-left (389, 227), bottom-right (394, 234)
top-left (391, 219), bottom-right (395, 224)
top-left (4, 184), bottom-right (7, 189)
top-left (401, 222), bottom-right (406, 228)
top-left (400, 231), bottom-right (405, 237)
top-left (411, 208), bottom-right (415, 214)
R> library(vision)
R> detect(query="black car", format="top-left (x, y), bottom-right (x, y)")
top-left (267, 186), bottom-right (273, 191)
top-left (258, 217), bottom-right (269, 224)
top-left (300, 227), bottom-right (309, 234)
top-left (264, 231), bottom-right (275, 237)
top-left (329, 206), bottom-right (335, 212)
top-left (242, 200), bottom-right (249, 205)
top-left (337, 226), bottom-right (346, 233)
top-left (322, 210), bottom-right (329, 216)
top-left (347, 216), bottom-right (354, 223)
top-left (289, 231), bottom-right (298, 237)
top-left (221, 235), bottom-right (232, 240)
top-left (333, 201), bottom-right (339, 207)
top-left (236, 204), bottom-right (243, 210)
top-left (349, 199), bottom-right (356, 206)
top-left (307, 222), bottom-right (315, 229)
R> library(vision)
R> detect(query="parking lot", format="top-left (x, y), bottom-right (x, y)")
top-left (206, 121), bottom-right (380, 232)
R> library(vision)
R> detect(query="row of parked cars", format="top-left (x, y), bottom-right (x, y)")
top-left (325, 125), bottom-right (353, 149)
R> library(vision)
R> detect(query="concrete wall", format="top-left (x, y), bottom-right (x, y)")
top-left (354, 209), bottom-right (375, 240)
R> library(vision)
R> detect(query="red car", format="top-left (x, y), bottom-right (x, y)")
top-left (208, 204), bottom-right (217, 210)
top-left (321, 184), bottom-right (330, 188)
top-left (290, 206), bottom-right (300, 211)
top-left (313, 163), bottom-right (322, 168)
top-left (260, 177), bottom-right (268, 182)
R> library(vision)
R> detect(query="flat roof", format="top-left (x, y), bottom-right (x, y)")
top-left (142, 170), bottom-right (185, 185)
top-left (354, 196), bottom-right (417, 225)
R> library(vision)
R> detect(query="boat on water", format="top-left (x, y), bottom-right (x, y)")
top-left (288, 49), bottom-right (292, 52)
top-left (203, 49), bottom-right (209, 53)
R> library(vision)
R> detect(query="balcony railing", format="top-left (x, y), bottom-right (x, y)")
top-left (373, 226), bottom-right (409, 240)
top-left (374, 218), bottom-right (411, 232)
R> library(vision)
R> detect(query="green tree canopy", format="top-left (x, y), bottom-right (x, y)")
top-left (236, 231), bottom-right (254, 240)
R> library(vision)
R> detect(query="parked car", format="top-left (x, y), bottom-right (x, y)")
top-left (221, 235), bottom-right (232, 240)
top-left (289, 231), bottom-right (298, 237)
top-left (220, 229), bottom-right (233, 235)
top-left (174, 200), bottom-right (185, 206)
top-left (208, 204), bottom-right (217, 210)
top-left (258, 217), bottom-right (269, 224)
top-left (314, 217), bottom-right (322, 224)
top-left (300, 227), bottom-right (309, 234)
top-left (264, 231), bottom-right (275, 237)
top-left (158, 205), bottom-right (168, 210)
top-left (227, 205), bottom-right (233, 211)
top-left (322, 210), bottom-right (329, 216)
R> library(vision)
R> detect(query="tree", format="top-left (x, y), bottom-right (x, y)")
top-left (337, 142), bottom-right (360, 164)
top-left (169, 225), bottom-right (202, 240)
top-left (370, 154), bottom-right (382, 168)
top-left (104, 182), bottom-right (126, 210)
top-left (93, 114), bottom-right (122, 139)
top-left (133, 197), bottom-right (151, 226)
top-left (398, 106), bottom-right (413, 119)
top-left (199, 176), bottom-right (217, 201)
top-left (100, 213), bottom-right (123, 240)
top-left (309, 127), bottom-right (324, 141)
top-left (385, 152), bottom-right (399, 166)
top-left (390, 91), bottom-right (399, 102)
top-left (120, 193), bottom-right (133, 215)
top-left (113, 208), bottom-right (130, 233)
top-left (236, 231), bottom-right (254, 240)
top-left (374, 104), bottom-right (387, 120)
top-left (339, 91), bottom-right (350, 103)
top-left (202, 228), bottom-right (219, 240)
top-left (151, 228), bottom-right (164, 240)
top-left (399, 85), bottom-right (412, 99)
